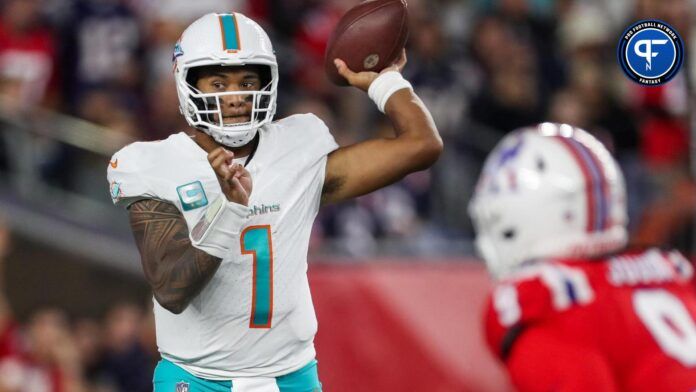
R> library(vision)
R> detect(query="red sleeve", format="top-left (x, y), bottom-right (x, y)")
top-left (506, 324), bottom-right (619, 392)
top-left (484, 295), bottom-right (504, 357)
top-left (484, 278), bottom-right (555, 359)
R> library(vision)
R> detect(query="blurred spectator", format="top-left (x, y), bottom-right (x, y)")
top-left (0, 294), bottom-right (155, 392)
top-left (76, 88), bottom-right (139, 138)
top-left (99, 303), bottom-right (153, 392)
top-left (0, 227), bottom-right (87, 392)
top-left (0, 306), bottom-right (89, 392)
top-left (547, 88), bottom-right (588, 128)
top-left (0, 0), bottom-right (59, 113)
top-left (142, 76), bottom-right (188, 141)
top-left (291, 1), bottom-right (346, 97)
top-left (632, 169), bottom-right (696, 251)
top-left (405, 17), bottom-right (472, 139)
top-left (60, 0), bottom-right (144, 113)
top-left (469, 14), bottom-right (543, 137)
top-left (0, 225), bottom-right (160, 392)
top-left (27, 309), bottom-right (86, 392)
top-left (74, 317), bottom-right (111, 390)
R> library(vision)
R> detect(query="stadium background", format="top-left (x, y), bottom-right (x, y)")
top-left (0, 0), bottom-right (694, 390)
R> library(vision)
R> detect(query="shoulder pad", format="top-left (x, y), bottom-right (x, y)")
top-left (106, 141), bottom-right (162, 207)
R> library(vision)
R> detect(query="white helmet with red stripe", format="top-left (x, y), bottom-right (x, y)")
top-left (173, 12), bottom-right (278, 147)
top-left (468, 123), bottom-right (628, 278)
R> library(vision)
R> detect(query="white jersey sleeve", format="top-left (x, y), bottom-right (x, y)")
top-left (300, 113), bottom-right (339, 160)
top-left (107, 142), bottom-right (160, 208)
top-left (279, 113), bottom-right (338, 166)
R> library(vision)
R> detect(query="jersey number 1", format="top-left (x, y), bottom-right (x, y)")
top-left (241, 226), bottom-right (273, 328)
top-left (634, 289), bottom-right (696, 366)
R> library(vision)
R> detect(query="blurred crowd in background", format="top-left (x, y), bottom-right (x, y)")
top-left (1, 0), bottom-right (695, 254)
top-left (0, 224), bottom-right (155, 392)
top-left (0, 0), bottom-right (695, 390)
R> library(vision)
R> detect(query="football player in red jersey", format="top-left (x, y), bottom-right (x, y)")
top-left (469, 123), bottom-right (696, 391)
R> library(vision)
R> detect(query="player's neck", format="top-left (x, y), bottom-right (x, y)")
top-left (191, 130), bottom-right (258, 158)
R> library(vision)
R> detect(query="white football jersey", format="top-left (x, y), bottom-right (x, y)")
top-left (107, 114), bottom-right (338, 379)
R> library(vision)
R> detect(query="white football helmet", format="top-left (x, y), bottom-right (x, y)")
top-left (173, 12), bottom-right (278, 147)
top-left (468, 123), bottom-right (628, 278)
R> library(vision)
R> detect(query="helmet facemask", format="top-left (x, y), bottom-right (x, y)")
top-left (178, 64), bottom-right (277, 147)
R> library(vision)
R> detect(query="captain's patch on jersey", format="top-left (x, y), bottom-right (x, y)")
top-left (177, 181), bottom-right (208, 211)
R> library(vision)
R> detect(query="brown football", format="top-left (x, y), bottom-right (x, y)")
top-left (324, 0), bottom-right (409, 86)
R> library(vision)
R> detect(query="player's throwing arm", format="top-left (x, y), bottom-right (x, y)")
top-left (321, 51), bottom-right (443, 205)
top-left (320, 0), bottom-right (442, 204)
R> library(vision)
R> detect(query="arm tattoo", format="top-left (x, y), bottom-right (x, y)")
top-left (128, 199), bottom-right (222, 314)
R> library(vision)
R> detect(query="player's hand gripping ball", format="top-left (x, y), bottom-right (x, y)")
top-left (324, 0), bottom-right (409, 86)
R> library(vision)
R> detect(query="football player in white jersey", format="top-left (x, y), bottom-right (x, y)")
top-left (107, 12), bottom-right (441, 392)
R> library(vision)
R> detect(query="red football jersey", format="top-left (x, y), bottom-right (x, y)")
top-left (485, 248), bottom-right (696, 392)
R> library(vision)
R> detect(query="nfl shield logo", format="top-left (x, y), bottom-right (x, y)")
top-left (175, 382), bottom-right (189, 392)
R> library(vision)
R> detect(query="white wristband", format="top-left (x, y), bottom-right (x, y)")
top-left (190, 196), bottom-right (249, 259)
top-left (367, 71), bottom-right (413, 113)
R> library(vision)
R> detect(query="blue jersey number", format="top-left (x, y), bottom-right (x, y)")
top-left (241, 226), bottom-right (274, 328)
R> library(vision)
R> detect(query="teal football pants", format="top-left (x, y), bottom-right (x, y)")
top-left (153, 359), bottom-right (322, 392)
